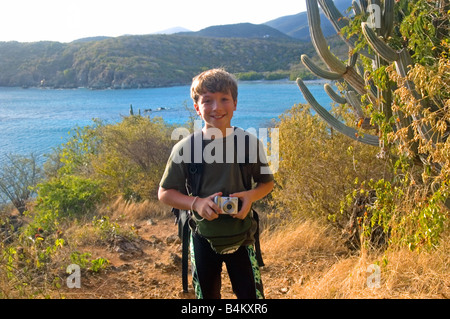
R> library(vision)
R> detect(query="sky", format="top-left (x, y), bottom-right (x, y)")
top-left (0, 0), bottom-right (307, 43)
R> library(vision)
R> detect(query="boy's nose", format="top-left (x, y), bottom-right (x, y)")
top-left (211, 99), bottom-right (219, 109)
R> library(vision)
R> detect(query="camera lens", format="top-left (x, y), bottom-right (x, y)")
top-left (222, 200), bottom-right (235, 214)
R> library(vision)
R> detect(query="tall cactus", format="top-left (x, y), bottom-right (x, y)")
top-left (297, 0), bottom-right (449, 176)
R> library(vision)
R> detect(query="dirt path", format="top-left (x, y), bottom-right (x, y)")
top-left (53, 210), bottom-right (449, 300)
top-left (60, 216), bottom-right (241, 299)
top-left (58, 213), bottom-right (351, 300)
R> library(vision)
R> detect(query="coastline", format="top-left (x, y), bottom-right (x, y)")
top-left (0, 78), bottom-right (330, 91)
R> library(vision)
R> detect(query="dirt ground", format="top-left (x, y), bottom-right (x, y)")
top-left (54, 211), bottom-right (450, 300)
top-left (59, 216), bottom-right (261, 299)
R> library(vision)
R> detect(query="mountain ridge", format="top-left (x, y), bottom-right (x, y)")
top-left (176, 23), bottom-right (293, 40)
top-left (264, 0), bottom-right (352, 40)
top-left (0, 1), bottom-right (352, 89)
top-left (0, 34), bottom-right (314, 89)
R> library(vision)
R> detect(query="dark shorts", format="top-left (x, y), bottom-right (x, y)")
top-left (190, 231), bottom-right (264, 299)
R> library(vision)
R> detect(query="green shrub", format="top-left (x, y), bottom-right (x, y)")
top-left (70, 251), bottom-right (109, 273)
top-left (343, 160), bottom-right (449, 251)
top-left (235, 71), bottom-right (264, 81)
top-left (92, 115), bottom-right (174, 200)
top-left (56, 122), bottom-right (102, 176)
top-left (271, 104), bottom-right (385, 222)
top-left (26, 175), bottom-right (104, 237)
top-left (35, 175), bottom-right (104, 218)
top-left (264, 71), bottom-right (289, 81)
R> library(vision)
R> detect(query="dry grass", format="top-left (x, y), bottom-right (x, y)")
top-left (101, 196), bottom-right (171, 220)
top-left (261, 218), bottom-right (450, 299)
top-left (64, 197), bottom-right (171, 247)
top-left (2, 198), bottom-right (448, 299)
top-left (379, 241), bottom-right (450, 298)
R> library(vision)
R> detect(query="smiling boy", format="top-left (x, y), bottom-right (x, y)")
top-left (158, 68), bottom-right (274, 299)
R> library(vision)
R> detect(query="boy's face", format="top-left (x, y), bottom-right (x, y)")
top-left (194, 90), bottom-right (237, 134)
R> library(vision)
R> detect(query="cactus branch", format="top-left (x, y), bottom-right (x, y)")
top-left (306, 0), bottom-right (347, 74)
top-left (352, 0), bottom-right (362, 15)
top-left (297, 78), bottom-right (379, 146)
top-left (348, 52), bottom-right (359, 68)
top-left (342, 66), bottom-right (377, 103)
top-left (345, 91), bottom-right (366, 119)
top-left (359, 0), bottom-right (368, 12)
top-left (382, 0), bottom-right (395, 38)
top-left (306, 1), bottom-right (376, 103)
top-left (362, 22), bottom-right (399, 62)
top-left (324, 83), bottom-right (347, 104)
top-left (318, 0), bottom-right (374, 59)
top-left (301, 54), bottom-right (343, 80)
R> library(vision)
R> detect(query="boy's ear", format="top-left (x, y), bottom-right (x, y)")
top-left (194, 104), bottom-right (201, 116)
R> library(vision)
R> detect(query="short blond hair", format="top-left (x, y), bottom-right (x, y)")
top-left (190, 68), bottom-right (238, 104)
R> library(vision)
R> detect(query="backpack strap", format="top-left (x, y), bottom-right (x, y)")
top-left (177, 130), bottom-right (203, 293)
top-left (236, 131), bottom-right (252, 190)
top-left (179, 209), bottom-right (191, 293)
top-left (252, 209), bottom-right (265, 267)
top-left (187, 130), bottom-right (204, 197)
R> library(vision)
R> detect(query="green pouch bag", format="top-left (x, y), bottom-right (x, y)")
top-left (192, 212), bottom-right (254, 254)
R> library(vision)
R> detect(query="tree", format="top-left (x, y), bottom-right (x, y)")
top-left (295, 0), bottom-right (449, 249)
top-left (297, 0), bottom-right (449, 175)
top-left (0, 154), bottom-right (43, 215)
top-left (91, 115), bottom-right (174, 200)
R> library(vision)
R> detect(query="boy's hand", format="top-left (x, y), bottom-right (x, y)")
top-left (229, 181), bottom-right (274, 220)
top-left (229, 191), bottom-right (253, 220)
top-left (192, 192), bottom-right (222, 221)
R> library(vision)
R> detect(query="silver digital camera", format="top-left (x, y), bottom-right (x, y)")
top-left (213, 196), bottom-right (239, 215)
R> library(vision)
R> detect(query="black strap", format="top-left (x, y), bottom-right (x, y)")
top-left (172, 207), bottom-right (190, 293)
top-left (179, 210), bottom-right (191, 293)
top-left (252, 210), bottom-right (265, 267)
top-left (187, 130), bottom-right (204, 197)
top-left (179, 130), bottom-right (203, 293)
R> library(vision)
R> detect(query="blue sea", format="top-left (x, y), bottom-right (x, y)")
top-left (0, 81), bottom-right (333, 165)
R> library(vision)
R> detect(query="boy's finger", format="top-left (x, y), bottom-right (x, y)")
top-left (207, 206), bottom-right (219, 220)
top-left (229, 192), bottom-right (243, 198)
top-left (207, 192), bottom-right (223, 213)
top-left (233, 210), bottom-right (247, 220)
top-left (211, 203), bottom-right (222, 214)
top-left (209, 192), bottom-right (223, 200)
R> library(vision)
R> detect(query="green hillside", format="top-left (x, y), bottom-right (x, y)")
top-left (0, 34), bottom-right (315, 89)
top-left (0, 3), bottom-right (354, 90)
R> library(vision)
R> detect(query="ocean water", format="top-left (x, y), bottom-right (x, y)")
top-left (0, 81), bottom-right (334, 165)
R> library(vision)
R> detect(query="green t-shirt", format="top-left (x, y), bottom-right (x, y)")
top-left (160, 127), bottom-right (274, 253)
top-left (160, 127), bottom-right (273, 195)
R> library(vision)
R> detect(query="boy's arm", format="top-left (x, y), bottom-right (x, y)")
top-left (158, 187), bottom-right (222, 221)
top-left (230, 180), bottom-right (274, 220)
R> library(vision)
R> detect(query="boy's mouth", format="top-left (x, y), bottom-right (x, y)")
top-left (211, 114), bottom-right (226, 119)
